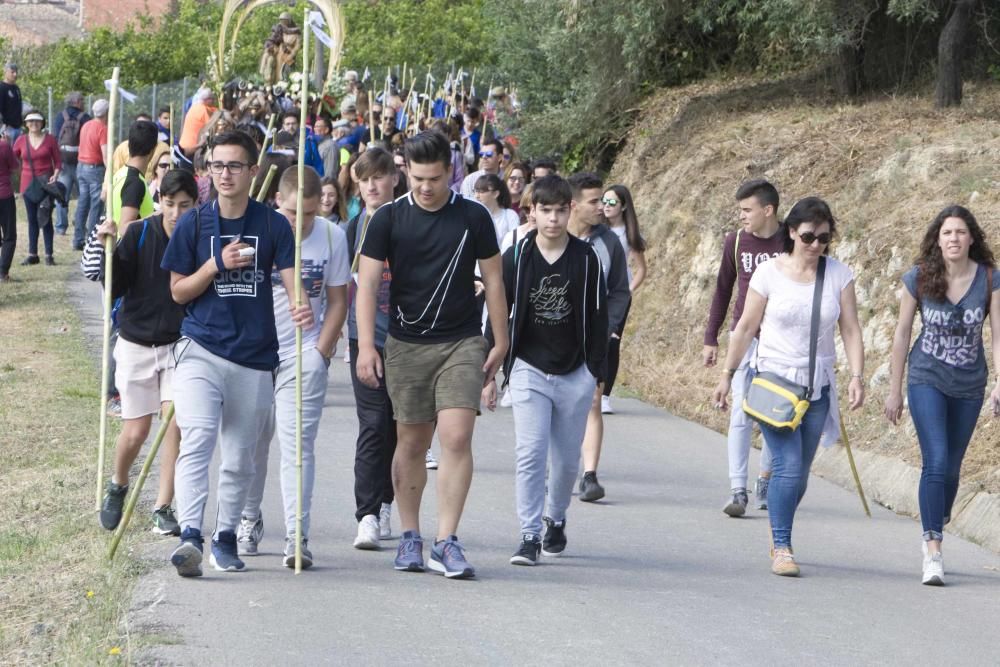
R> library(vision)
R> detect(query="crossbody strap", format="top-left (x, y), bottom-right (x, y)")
top-left (807, 256), bottom-right (827, 395)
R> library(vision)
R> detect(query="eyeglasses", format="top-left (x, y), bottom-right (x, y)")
top-left (502, 154), bottom-right (512, 161)
top-left (208, 161), bottom-right (250, 175)
top-left (798, 231), bottom-right (832, 245)
top-left (602, 197), bottom-right (618, 206)
top-left (479, 150), bottom-right (495, 158)
top-left (157, 162), bottom-right (171, 169)
top-left (507, 176), bottom-right (525, 183)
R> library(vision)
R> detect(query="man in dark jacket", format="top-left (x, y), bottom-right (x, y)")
top-left (566, 172), bottom-right (630, 503)
top-left (52, 92), bottom-right (91, 235)
top-left (483, 174), bottom-right (608, 566)
top-left (82, 169), bottom-right (199, 537)
top-left (0, 62), bottom-right (22, 144)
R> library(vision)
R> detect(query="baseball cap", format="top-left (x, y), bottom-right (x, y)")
top-left (92, 99), bottom-right (110, 117)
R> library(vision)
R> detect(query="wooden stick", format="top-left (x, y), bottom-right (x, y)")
top-left (251, 111), bottom-right (279, 199)
top-left (840, 413), bottom-right (871, 517)
top-left (96, 66), bottom-right (120, 512)
top-left (168, 103), bottom-right (174, 156)
top-left (108, 403), bottom-right (175, 560)
top-left (293, 7), bottom-right (310, 575)
top-left (254, 164), bottom-right (278, 203)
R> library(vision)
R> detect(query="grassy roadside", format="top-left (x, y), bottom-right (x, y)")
top-left (0, 224), bottom-right (149, 664)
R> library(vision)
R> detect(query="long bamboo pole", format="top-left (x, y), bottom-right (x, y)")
top-left (254, 164), bottom-right (278, 203)
top-left (839, 413), bottom-right (871, 517)
top-left (108, 404), bottom-right (176, 560)
top-left (251, 112), bottom-right (279, 199)
top-left (293, 8), bottom-right (310, 574)
top-left (96, 67), bottom-right (120, 511)
top-left (168, 103), bottom-right (174, 157)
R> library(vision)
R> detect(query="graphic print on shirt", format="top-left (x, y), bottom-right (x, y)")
top-left (211, 235), bottom-right (262, 297)
top-left (919, 304), bottom-right (986, 367)
top-left (529, 273), bottom-right (572, 325)
top-left (741, 251), bottom-right (779, 274)
top-left (272, 259), bottom-right (327, 298)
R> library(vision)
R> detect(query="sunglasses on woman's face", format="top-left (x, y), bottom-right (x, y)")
top-left (602, 197), bottom-right (618, 206)
top-left (798, 231), bottom-right (832, 245)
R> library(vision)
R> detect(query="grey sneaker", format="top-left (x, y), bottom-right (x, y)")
top-left (429, 535), bottom-right (476, 579)
top-left (510, 535), bottom-right (541, 566)
top-left (283, 538), bottom-right (313, 570)
top-left (723, 488), bottom-right (749, 517)
top-left (99, 481), bottom-right (128, 530)
top-left (579, 472), bottom-right (605, 502)
top-left (379, 503), bottom-right (392, 540)
top-left (237, 513), bottom-right (263, 556)
top-left (170, 528), bottom-right (204, 578)
top-left (152, 505), bottom-right (181, 536)
top-left (754, 476), bottom-right (770, 510)
top-left (394, 530), bottom-right (425, 572)
top-left (210, 530), bottom-right (246, 572)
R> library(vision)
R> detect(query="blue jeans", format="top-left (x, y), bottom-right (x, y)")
top-left (760, 385), bottom-right (831, 549)
top-left (54, 163), bottom-right (77, 232)
top-left (907, 384), bottom-right (982, 542)
top-left (74, 163), bottom-right (105, 247)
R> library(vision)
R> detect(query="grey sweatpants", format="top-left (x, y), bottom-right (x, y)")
top-left (509, 358), bottom-right (596, 538)
top-left (172, 338), bottom-right (275, 537)
top-left (244, 347), bottom-right (330, 539)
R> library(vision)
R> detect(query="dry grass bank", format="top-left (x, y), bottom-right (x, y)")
top-left (611, 75), bottom-right (1000, 494)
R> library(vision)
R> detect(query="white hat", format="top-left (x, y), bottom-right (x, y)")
top-left (24, 111), bottom-right (44, 123)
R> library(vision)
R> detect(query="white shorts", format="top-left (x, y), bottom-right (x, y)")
top-left (113, 337), bottom-right (176, 419)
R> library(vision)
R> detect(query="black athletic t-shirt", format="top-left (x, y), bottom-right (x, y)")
top-left (121, 165), bottom-right (146, 209)
top-left (360, 191), bottom-right (500, 343)
top-left (517, 249), bottom-right (583, 375)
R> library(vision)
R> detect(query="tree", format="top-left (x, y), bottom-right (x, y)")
top-left (935, 0), bottom-right (977, 107)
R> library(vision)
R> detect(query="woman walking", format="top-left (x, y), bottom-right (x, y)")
top-left (13, 111), bottom-right (61, 266)
top-left (884, 205), bottom-right (1000, 586)
top-left (600, 185), bottom-right (647, 414)
top-left (474, 173), bottom-right (520, 245)
top-left (712, 197), bottom-right (865, 577)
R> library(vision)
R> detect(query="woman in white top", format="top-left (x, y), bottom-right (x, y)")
top-left (474, 173), bottom-right (520, 245)
top-left (712, 197), bottom-right (865, 578)
top-left (600, 184), bottom-right (647, 414)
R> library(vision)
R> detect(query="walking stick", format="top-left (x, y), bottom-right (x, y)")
top-left (108, 403), bottom-right (175, 561)
top-left (96, 67), bottom-right (121, 511)
top-left (292, 8), bottom-right (310, 574)
top-left (250, 112), bottom-right (279, 199)
top-left (253, 164), bottom-right (278, 204)
top-left (839, 413), bottom-right (871, 517)
top-left (168, 103), bottom-right (174, 158)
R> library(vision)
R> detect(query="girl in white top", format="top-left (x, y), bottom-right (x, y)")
top-left (712, 197), bottom-right (865, 578)
top-left (474, 173), bottom-right (520, 245)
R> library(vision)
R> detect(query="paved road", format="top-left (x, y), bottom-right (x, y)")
top-left (121, 352), bottom-right (1000, 666)
top-left (73, 276), bottom-right (1000, 665)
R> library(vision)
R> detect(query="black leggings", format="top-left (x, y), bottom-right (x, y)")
top-left (0, 196), bottom-right (16, 275)
top-left (604, 298), bottom-right (632, 396)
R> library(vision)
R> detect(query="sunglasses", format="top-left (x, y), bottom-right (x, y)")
top-left (798, 231), bottom-right (832, 245)
top-left (602, 198), bottom-right (619, 206)
top-left (479, 150), bottom-right (495, 158)
top-left (502, 154), bottom-right (512, 160)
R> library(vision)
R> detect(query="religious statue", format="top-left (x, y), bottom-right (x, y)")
top-left (259, 12), bottom-right (303, 85)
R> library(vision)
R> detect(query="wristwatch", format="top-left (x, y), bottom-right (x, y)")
top-left (724, 368), bottom-right (738, 377)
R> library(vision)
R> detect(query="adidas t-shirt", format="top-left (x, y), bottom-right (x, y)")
top-left (360, 191), bottom-right (500, 344)
top-left (161, 199), bottom-right (295, 370)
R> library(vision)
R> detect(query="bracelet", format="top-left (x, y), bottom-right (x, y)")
top-left (851, 373), bottom-right (863, 380)
top-left (724, 368), bottom-right (737, 377)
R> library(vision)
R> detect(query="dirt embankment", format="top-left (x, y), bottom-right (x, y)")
top-left (610, 75), bottom-right (1000, 501)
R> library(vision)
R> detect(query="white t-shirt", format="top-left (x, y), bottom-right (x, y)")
top-left (491, 207), bottom-right (520, 246)
top-left (609, 225), bottom-right (633, 284)
top-left (272, 217), bottom-right (351, 362)
top-left (748, 255), bottom-right (855, 445)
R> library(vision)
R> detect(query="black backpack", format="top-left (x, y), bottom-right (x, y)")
top-left (58, 110), bottom-right (82, 165)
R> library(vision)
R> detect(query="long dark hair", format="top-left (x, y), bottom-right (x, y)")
top-left (916, 205), bottom-right (995, 301)
top-left (608, 184), bottom-right (646, 252)
top-left (475, 173), bottom-right (512, 209)
top-left (782, 197), bottom-right (836, 255)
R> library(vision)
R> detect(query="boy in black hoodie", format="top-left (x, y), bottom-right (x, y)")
top-left (82, 169), bottom-right (198, 535)
top-left (483, 175), bottom-right (608, 565)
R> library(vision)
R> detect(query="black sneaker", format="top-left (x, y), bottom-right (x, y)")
top-left (723, 488), bottom-right (749, 517)
top-left (579, 471), bottom-right (605, 502)
top-left (99, 481), bottom-right (128, 530)
top-left (44, 255), bottom-right (55, 266)
top-left (510, 534), bottom-right (541, 566)
top-left (152, 505), bottom-right (181, 536)
top-left (20, 255), bottom-right (39, 266)
top-left (541, 517), bottom-right (567, 557)
top-left (171, 527), bottom-right (204, 578)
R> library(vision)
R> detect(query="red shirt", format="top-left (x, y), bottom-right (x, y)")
top-left (78, 118), bottom-right (108, 166)
top-left (0, 140), bottom-right (18, 199)
top-left (13, 133), bottom-right (61, 194)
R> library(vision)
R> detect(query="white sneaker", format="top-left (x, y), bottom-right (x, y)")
top-left (353, 514), bottom-right (380, 550)
top-left (379, 503), bottom-right (392, 540)
top-left (425, 449), bottom-right (438, 470)
top-left (922, 552), bottom-right (944, 586)
top-left (500, 389), bottom-right (513, 408)
top-left (601, 395), bottom-right (614, 414)
top-left (343, 345), bottom-right (350, 363)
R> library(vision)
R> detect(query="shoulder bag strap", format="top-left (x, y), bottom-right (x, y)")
top-left (733, 229), bottom-right (741, 270)
top-left (807, 256), bottom-right (827, 395)
top-left (986, 266), bottom-right (993, 318)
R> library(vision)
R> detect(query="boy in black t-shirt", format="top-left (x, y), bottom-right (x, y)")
top-left (482, 176), bottom-right (608, 565)
top-left (357, 131), bottom-right (508, 579)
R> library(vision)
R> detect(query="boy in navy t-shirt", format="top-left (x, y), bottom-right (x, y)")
top-left (160, 130), bottom-right (312, 577)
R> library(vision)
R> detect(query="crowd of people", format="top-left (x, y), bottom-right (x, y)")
top-left (3, 61), bottom-right (996, 587)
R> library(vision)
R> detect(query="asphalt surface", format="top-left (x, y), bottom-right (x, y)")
top-left (73, 279), bottom-right (1000, 665)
